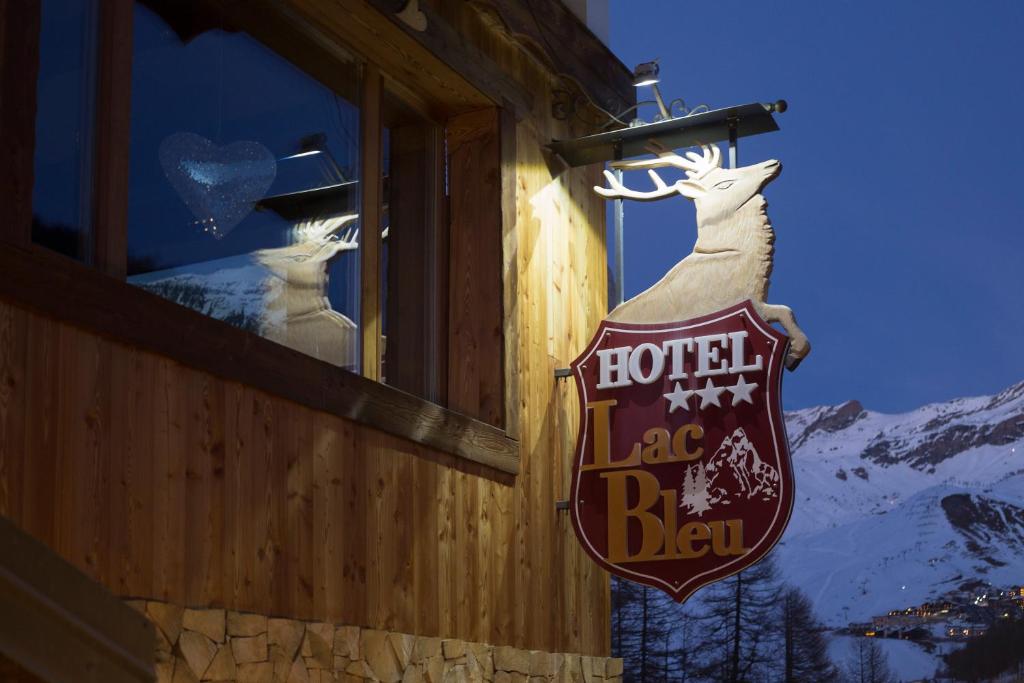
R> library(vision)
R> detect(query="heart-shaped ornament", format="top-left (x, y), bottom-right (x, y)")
top-left (158, 132), bottom-right (277, 239)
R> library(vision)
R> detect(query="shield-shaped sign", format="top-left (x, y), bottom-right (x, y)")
top-left (569, 300), bottom-right (794, 602)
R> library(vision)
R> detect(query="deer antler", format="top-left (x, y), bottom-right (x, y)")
top-left (612, 144), bottom-right (721, 179)
top-left (595, 167), bottom-right (683, 201)
top-left (594, 145), bottom-right (722, 201)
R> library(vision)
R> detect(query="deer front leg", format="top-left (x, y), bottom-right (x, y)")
top-left (754, 302), bottom-right (811, 371)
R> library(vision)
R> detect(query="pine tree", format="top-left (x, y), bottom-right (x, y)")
top-left (690, 464), bottom-right (712, 517)
top-left (844, 637), bottom-right (894, 683)
top-left (695, 555), bottom-right (782, 683)
top-left (780, 587), bottom-right (840, 682)
top-left (681, 466), bottom-right (696, 513)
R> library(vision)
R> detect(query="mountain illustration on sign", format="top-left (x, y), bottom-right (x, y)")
top-left (680, 427), bottom-right (780, 516)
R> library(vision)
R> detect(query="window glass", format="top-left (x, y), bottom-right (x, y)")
top-left (31, 0), bottom-right (99, 260)
top-left (126, 2), bottom-right (362, 372)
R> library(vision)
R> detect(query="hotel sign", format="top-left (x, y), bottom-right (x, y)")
top-left (574, 144), bottom-right (808, 601)
top-left (569, 302), bottom-right (793, 601)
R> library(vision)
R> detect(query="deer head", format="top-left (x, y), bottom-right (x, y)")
top-left (595, 144), bottom-right (780, 227)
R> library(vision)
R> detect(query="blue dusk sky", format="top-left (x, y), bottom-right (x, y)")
top-left (607, 1), bottom-right (1024, 413)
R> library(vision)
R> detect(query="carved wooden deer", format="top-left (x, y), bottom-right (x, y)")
top-left (256, 214), bottom-right (360, 370)
top-left (596, 144), bottom-right (810, 369)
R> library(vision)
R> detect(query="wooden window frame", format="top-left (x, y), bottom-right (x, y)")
top-left (0, 0), bottom-right (518, 473)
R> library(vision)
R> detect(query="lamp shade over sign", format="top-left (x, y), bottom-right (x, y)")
top-left (549, 102), bottom-right (784, 168)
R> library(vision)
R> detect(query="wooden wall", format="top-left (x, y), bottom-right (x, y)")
top-left (0, 0), bottom-right (611, 658)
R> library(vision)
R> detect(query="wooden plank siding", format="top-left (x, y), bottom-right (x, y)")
top-left (0, 0), bottom-right (613, 659)
top-left (0, 142), bottom-right (609, 653)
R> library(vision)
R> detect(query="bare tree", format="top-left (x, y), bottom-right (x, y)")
top-left (695, 555), bottom-right (782, 683)
top-left (780, 587), bottom-right (840, 682)
top-left (844, 637), bottom-right (894, 683)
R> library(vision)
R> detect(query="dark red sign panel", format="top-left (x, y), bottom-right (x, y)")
top-left (569, 300), bottom-right (794, 602)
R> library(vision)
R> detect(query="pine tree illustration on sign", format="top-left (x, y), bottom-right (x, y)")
top-left (680, 463), bottom-right (712, 517)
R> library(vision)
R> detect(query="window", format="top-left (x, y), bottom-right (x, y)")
top-left (17, 0), bottom-right (509, 441)
top-left (125, 2), bottom-right (363, 372)
top-left (31, 0), bottom-right (99, 261)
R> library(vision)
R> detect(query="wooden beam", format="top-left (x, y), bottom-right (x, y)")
top-left (362, 0), bottom-right (533, 120)
top-left (0, 0), bottom-right (42, 247)
top-left (469, 0), bottom-right (635, 115)
top-left (283, 0), bottom-right (497, 120)
top-left (447, 108), bottom-right (505, 429)
top-left (0, 241), bottom-right (520, 473)
top-left (92, 0), bottom-right (133, 279)
top-left (0, 515), bottom-right (155, 683)
top-left (360, 64), bottom-right (383, 381)
top-left (499, 105), bottom-right (519, 439)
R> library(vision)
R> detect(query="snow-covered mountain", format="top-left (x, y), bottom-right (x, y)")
top-left (129, 255), bottom-right (274, 334)
top-left (775, 381), bottom-right (1024, 626)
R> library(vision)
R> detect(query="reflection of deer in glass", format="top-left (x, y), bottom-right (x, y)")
top-left (254, 214), bottom-right (360, 370)
top-left (596, 144), bottom-right (810, 369)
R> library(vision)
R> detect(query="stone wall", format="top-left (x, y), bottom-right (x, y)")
top-left (128, 600), bottom-right (623, 683)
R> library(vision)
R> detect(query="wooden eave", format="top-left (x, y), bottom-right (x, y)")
top-left (469, 0), bottom-right (635, 116)
top-left (0, 516), bottom-right (155, 683)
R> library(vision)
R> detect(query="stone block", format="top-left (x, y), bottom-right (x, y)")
top-left (549, 654), bottom-right (565, 679)
top-left (305, 623), bottom-right (334, 668)
top-left (229, 611), bottom-right (269, 637)
top-left (345, 660), bottom-right (374, 678)
top-left (494, 647), bottom-right (529, 675)
top-left (466, 644), bottom-right (492, 679)
top-left (442, 640), bottom-right (465, 660)
top-left (202, 643), bottom-right (236, 681)
top-left (362, 629), bottom-right (402, 683)
top-left (412, 636), bottom-right (441, 663)
top-left (443, 664), bottom-right (468, 683)
top-left (402, 664), bottom-right (424, 683)
top-left (494, 673), bottom-right (511, 683)
top-left (389, 632), bottom-right (415, 670)
top-left (582, 656), bottom-right (603, 683)
top-left (562, 655), bottom-right (582, 683)
top-left (287, 657), bottom-right (311, 683)
top-left (173, 659), bottom-right (200, 683)
top-left (307, 670), bottom-right (335, 683)
top-left (605, 659), bottom-right (622, 678)
top-left (178, 630), bottom-right (217, 679)
top-left (464, 651), bottom-right (484, 683)
top-left (529, 651), bottom-right (557, 677)
top-left (184, 609), bottom-right (226, 644)
top-left (148, 602), bottom-right (185, 645)
top-left (155, 626), bottom-right (174, 663)
top-left (233, 633), bottom-right (269, 664)
top-left (334, 626), bottom-right (360, 660)
top-left (237, 662), bottom-right (275, 683)
top-left (423, 655), bottom-right (444, 683)
top-left (269, 618), bottom-right (305, 661)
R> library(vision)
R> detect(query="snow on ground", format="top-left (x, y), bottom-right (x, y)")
top-left (827, 635), bottom-right (959, 682)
